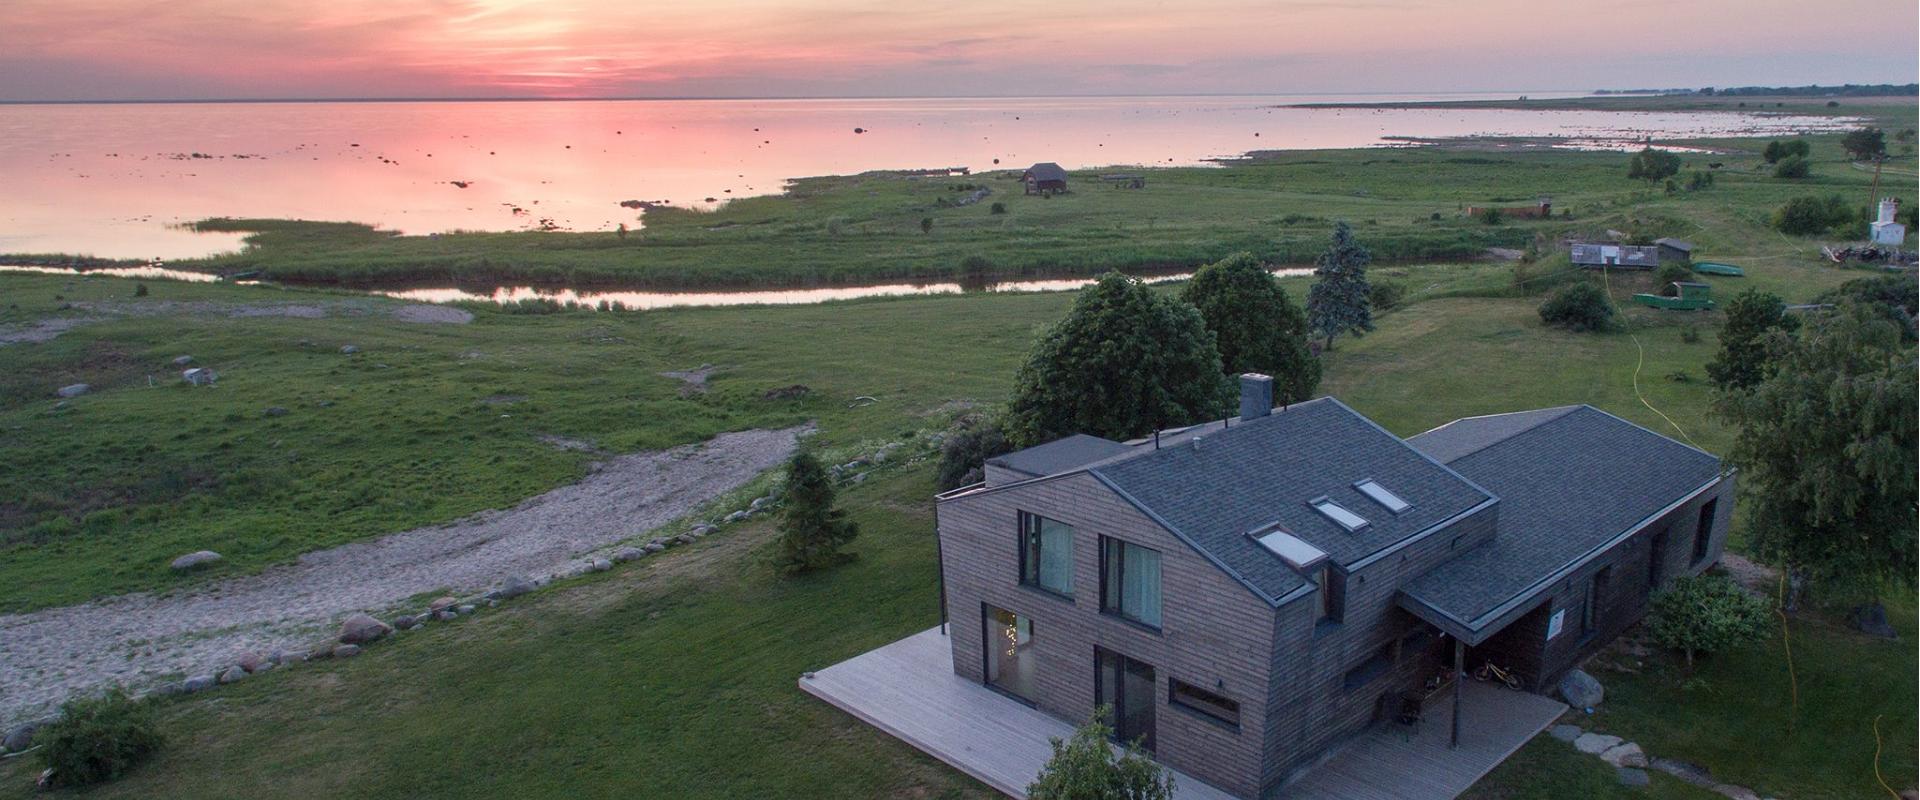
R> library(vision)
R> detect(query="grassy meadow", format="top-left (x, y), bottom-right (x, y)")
top-left (1, 116), bottom-right (1915, 797)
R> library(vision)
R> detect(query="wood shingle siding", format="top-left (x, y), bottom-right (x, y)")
top-left (939, 471), bottom-right (1275, 798)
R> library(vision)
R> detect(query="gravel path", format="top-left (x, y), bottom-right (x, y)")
top-left (0, 425), bottom-right (807, 724)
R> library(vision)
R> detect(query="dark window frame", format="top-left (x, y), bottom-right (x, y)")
top-left (1099, 536), bottom-right (1164, 632)
top-left (1582, 566), bottom-right (1611, 640)
top-left (1094, 647), bottom-right (1158, 752)
top-left (1314, 564), bottom-right (1347, 632)
top-left (1017, 511), bottom-right (1075, 599)
top-left (1342, 642), bottom-right (1394, 691)
top-left (1168, 677), bottom-right (1241, 731)
top-left (980, 603), bottom-right (1040, 707)
top-left (1690, 498), bottom-right (1718, 566)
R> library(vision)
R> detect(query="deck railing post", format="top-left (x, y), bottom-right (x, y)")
top-left (1451, 638), bottom-right (1465, 749)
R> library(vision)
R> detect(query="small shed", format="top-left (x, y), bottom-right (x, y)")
top-left (1570, 242), bottom-right (1658, 270)
top-left (1022, 162), bottom-right (1068, 195)
top-left (1654, 238), bottom-right (1694, 264)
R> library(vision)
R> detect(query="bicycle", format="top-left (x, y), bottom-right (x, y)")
top-left (1472, 661), bottom-right (1524, 690)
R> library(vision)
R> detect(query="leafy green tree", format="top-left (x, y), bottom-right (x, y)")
top-left (920, 216), bottom-right (935, 234)
top-left (775, 451), bottom-right (859, 573)
top-left (1762, 139), bottom-right (1809, 163)
top-left (1180, 252), bottom-right (1320, 403)
top-left (1772, 155), bottom-right (1810, 179)
top-left (1771, 194), bottom-right (1853, 236)
top-left (1706, 289), bottom-right (1799, 392)
top-left (1817, 275), bottom-right (1918, 341)
top-left (1717, 302), bottom-right (1917, 603)
top-left (1626, 147), bottom-right (1682, 186)
top-left (35, 688), bottom-right (164, 786)
top-left (1006, 272), bottom-right (1228, 446)
top-left (1537, 281), bottom-right (1616, 332)
top-left (1479, 207), bottom-right (1503, 225)
top-left (1842, 127), bottom-right (1887, 161)
top-left (1306, 222), bottom-right (1374, 350)
top-left (1685, 170), bottom-right (1715, 191)
top-left (1647, 575), bottom-right (1771, 668)
top-left (936, 413), bottom-right (1012, 490)
top-left (1027, 707), bottom-right (1174, 800)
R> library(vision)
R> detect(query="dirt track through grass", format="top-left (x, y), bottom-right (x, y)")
top-left (0, 425), bottom-right (806, 723)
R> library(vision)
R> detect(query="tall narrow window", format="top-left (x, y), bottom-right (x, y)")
top-left (1019, 512), bottom-right (1075, 597)
top-left (1583, 566), bottom-right (1610, 638)
top-left (1690, 499), bottom-right (1718, 566)
top-left (1100, 537), bottom-right (1163, 628)
top-left (1316, 565), bottom-right (1346, 626)
top-left (983, 605), bottom-right (1038, 702)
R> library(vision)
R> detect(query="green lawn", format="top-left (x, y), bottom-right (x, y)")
top-left (1, 119), bottom-right (1914, 797)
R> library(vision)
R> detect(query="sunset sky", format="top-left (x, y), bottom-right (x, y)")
top-left (3, 0), bottom-right (1915, 101)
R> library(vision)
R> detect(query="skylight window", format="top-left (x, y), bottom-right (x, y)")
top-left (1310, 498), bottom-right (1369, 532)
top-left (1253, 528), bottom-right (1327, 570)
top-left (1354, 479), bottom-right (1411, 514)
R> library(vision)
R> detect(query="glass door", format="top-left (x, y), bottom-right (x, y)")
top-left (1095, 647), bottom-right (1156, 751)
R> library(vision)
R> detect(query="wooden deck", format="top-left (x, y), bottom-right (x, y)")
top-left (801, 627), bottom-right (1563, 800)
top-left (799, 626), bottom-right (1238, 800)
top-left (1281, 680), bottom-right (1567, 800)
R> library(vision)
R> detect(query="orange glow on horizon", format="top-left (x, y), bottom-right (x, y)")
top-left (2, 0), bottom-right (1914, 100)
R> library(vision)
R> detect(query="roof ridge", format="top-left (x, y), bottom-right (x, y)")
top-left (1411, 405), bottom-right (1583, 462)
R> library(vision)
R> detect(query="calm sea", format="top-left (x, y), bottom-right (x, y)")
top-left (0, 94), bottom-right (1856, 259)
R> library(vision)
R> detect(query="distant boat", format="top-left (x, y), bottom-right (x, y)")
top-left (1692, 262), bottom-right (1745, 277)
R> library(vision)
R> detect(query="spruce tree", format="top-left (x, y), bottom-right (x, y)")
top-left (1181, 252), bottom-right (1320, 403)
top-left (1306, 222), bottom-right (1374, 350)
top-left (775, 451), bottom-right (859, 573)
top-left (1006, 272), bottom-right (1228, 446)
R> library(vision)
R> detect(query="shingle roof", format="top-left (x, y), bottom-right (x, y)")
top-left (1655, 237), bottom-right (1694, 252)
top-left (988, 433), bottom-right (1134, 478)
top-left (1401, 406), bottom-right (1721, 629)
top-left (1024, 162), bottom-right (1068, 182)
top-left (1404, 406), bottom-right (1581, 464)
top-left (1090, 398), bottom-right (1494, 602)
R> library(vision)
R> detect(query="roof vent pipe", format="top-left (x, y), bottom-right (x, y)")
top-left (1239, 373), bottom-right (1274, 420)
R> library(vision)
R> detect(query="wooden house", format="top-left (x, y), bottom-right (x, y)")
top-left (1022, 162), bottom-right (1069, 195)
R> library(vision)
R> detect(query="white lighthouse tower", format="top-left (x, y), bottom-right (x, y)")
top-left (1870, 198), bottom-right (1907, 246)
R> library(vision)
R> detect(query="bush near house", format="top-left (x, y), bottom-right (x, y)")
top-left (34, 689), bottom-right (165, 787)
top-left (1538, 281), bottom-right (1616, 332)
top-left (1771, 194), bottom-right (1854, 236)
top-left (935, 413), bottom-right (1012, 490)
top-left (1654, 262), bottom-right (1692, 296)
top-left (1771, 155), bottom-right (1810, 179)
top-left (1646, 575), bottom-right (1770, 668)
top-left (1028, 707), bottom-right (1174, 800)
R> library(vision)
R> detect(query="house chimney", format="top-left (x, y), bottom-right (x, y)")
top-left (1239, 373), bottom-right (1274, 420)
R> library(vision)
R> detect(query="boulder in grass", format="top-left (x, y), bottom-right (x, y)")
top-left (1549, 724), bottom-right (1583, 742)
top-left (218, 665), bottom-right (248, 684)
top-left (337, 612), bottom-right (392, 645)
top-left (612, 547), bottom-right (645, 563)
top-left (340, 345), bottom-right (360, 354)
top-left (487, 575), bottom-right (535, 600)
top-left (456, 604), bottom-right (475, 615)
top-left (56, 383), bottom-right (90, 398)
top-left (332, 644), bottom-right (362, 658)
top-left (1558, 668), bottom-right (1604, 709)
top-left (3, 722), bottom-right (41, 752)
top-left (184, 674), bottom-right (217, 692)
top-left (393, 615), bottom-right (418, 630)
top-left (588, 558), bottom-right (612, 573)
top-left (644, 542), bottom-right (665, 554)
top-left (235, 651), bottom-right (265, 673)
top-left (172, 355), bottom-right (194, 366)
top-left (1616, 768), bottom-right (1651, 788)
top-left (170, 550), bottom-right (223, 571)
top-left (429, 596), bottom-right (457, 613)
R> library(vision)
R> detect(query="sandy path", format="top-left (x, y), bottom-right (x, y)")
top-left (0, 425), bottom-right (807, 724)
